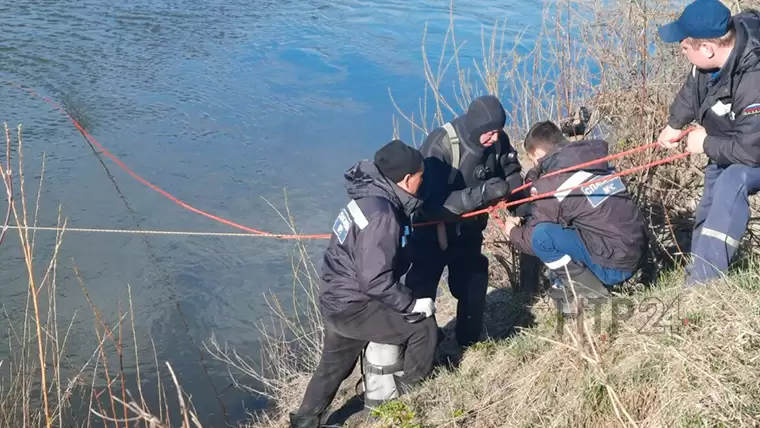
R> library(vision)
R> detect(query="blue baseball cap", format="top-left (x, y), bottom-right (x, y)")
top-left (658, 0), bottom-right (732, 43)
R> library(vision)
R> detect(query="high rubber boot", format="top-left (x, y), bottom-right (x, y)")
top-left (547, 261), bottom-right (610, 315)
top-left (289, 412), bottom-right (320, 428)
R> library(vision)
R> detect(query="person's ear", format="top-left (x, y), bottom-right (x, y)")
top-left (699, 43), bottom-right (715, 58)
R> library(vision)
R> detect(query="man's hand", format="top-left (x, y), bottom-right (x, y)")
top-left (657, 125), bottom-right (683, 149)
top-left (686, 125), bottom-right (707, 154)
top-left (502, 216), bottom-right (522, 238)
top-left (481, 177), bottom-right (510, 203)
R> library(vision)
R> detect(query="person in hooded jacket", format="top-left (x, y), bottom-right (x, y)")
top-left (502, 121), bottom-right (649, 313)
top-left (289, 140), bottom-right (439, 428)
top-left (656, 0), bottom-right (760, 286)
top-left (406, 95), bottom-right (532, 349)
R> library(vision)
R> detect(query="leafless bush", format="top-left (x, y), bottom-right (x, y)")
top-left (390, 0), bottom-right (760, 289)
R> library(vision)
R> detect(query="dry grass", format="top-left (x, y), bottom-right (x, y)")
top-left (0, 122), bottom-right (204, 427)
top-left (204, 197), bottom-right (327, 424)
top-left (358, 271), bottom-right (760, 428)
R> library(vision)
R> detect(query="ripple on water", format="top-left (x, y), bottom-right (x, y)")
top-left (0, 0), bottom-right (544, 423)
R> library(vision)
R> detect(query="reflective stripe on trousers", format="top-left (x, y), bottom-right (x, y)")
top-left (687, 163), bottom-right (760, 285)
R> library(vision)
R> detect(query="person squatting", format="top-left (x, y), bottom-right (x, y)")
top-left (289, 0), bottom-right (760, 425)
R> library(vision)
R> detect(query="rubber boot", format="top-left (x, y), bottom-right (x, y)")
top-left (289, 412), bottom-right (320, 428)
top-left (547, 262), bottom-right (610, 315)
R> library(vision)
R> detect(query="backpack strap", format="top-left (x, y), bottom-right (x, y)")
top-left (442, 122), bottom-right (460, 185)
top-left (436, 122), bottom-right (461, 252)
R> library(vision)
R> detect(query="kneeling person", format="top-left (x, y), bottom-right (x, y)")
top-left (289, 140), bottom-right (439, 428)
top-left (502, 121), bottom-right (648, 312)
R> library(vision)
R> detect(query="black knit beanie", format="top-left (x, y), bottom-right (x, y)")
top-left (373, 139), bottom-right (424, 183)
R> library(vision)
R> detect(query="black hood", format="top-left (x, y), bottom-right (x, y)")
top-left (539, 139), bottom-right (611, 175)
top-left (344, 160), bottom-right (422, 217)
top-left (463, 95), bottom-right (507, 146)
top-left (730, 10), bottom-right (760, 75)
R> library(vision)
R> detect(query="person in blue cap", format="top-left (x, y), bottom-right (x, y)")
top-left (656, 0), bottom-right (760, 286)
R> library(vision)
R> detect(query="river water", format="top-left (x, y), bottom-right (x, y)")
top-left (0, 0), bottom-right (542, 425)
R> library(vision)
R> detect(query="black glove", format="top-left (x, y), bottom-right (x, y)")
top-left (500, 150), bottom-right (522, 178)
top-left (480, 177), bottom-right (510, 204)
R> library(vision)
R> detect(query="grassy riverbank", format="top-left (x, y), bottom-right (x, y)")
top-left (314, 273), bottom-right (760, 427)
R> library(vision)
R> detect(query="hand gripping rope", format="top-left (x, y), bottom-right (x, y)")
top-left (2, 79), bottom-right (693, 240)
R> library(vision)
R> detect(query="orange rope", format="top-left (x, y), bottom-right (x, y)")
top-left (2, 79), bottom-right (331, 240)
top-left (2, 79), bottom-right (692, 240)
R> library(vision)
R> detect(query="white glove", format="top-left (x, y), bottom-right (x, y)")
top-left (410, 298), bottom-right (435, 318)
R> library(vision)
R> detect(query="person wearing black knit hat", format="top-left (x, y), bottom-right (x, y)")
top-left (374, 139), bottom-right (425, 188)
top-left (406, 94), bottom-right (542, 352)
top-left (289, 139), bottom-right (437, 428)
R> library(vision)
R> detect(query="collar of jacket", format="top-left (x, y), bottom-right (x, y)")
top-left (712, 11), bottom-right (760, 88)
top-left (344, 160), bottom-right (422, 218)
top-left (537, 139), bottom-right (611, 176)
top-left (390, 181), bottom-right (423, 217)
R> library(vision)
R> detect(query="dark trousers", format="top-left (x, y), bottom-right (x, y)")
top-left (531, 222), bottom-right (634, 285)
top-left (687, 163), bottom-right (760, 285)
top-left (294, 299), bottom-right (438, 419)
top-left (405, 232), bottom-right (488, 348)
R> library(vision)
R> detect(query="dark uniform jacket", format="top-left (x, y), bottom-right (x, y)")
top-left (413, 96), bottom-right (526, 247)
top-left (669, 10), bottom-right (760, 166)
top-left (319, 160), bottom-right (421, 315)
top-left (509, 139), bottom-right (648, 272)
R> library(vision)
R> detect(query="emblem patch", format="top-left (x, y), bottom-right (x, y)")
top-left (332, 209), bottom-right (352, 244)
top-left (580, 175), bottom-right (626, 208)
top-left (530, 186), bottom-right (538, 196)
top-left (742, 103), bottom-right (760, 116)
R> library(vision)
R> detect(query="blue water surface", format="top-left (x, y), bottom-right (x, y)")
top-left (0, 0), bottom-right (545, 424)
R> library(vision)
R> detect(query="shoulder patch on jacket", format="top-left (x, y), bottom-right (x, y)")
top-left (331, 200), bottom-right (369, 244)
top-left (742, 103), bottom-right (760, 116)
top-left (580, 175), bottom-right (626, 208)
top-left (332, 208), bottom-right (352, 244)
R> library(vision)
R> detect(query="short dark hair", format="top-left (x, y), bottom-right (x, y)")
top-left (524, 121), bottom-right (566, 154)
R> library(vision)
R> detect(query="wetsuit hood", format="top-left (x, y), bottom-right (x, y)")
top-left (463, 95), bottom-right (507, 146)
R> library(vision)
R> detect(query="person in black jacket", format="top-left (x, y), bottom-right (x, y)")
top-left (656, 0), bottom-right (760, 286)
top-left (502, 121), bottom-right (648, 313)
top-left (406, 95), bottom-right (532, 349)
top-left (289, 140), bottom-right (438, 428)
